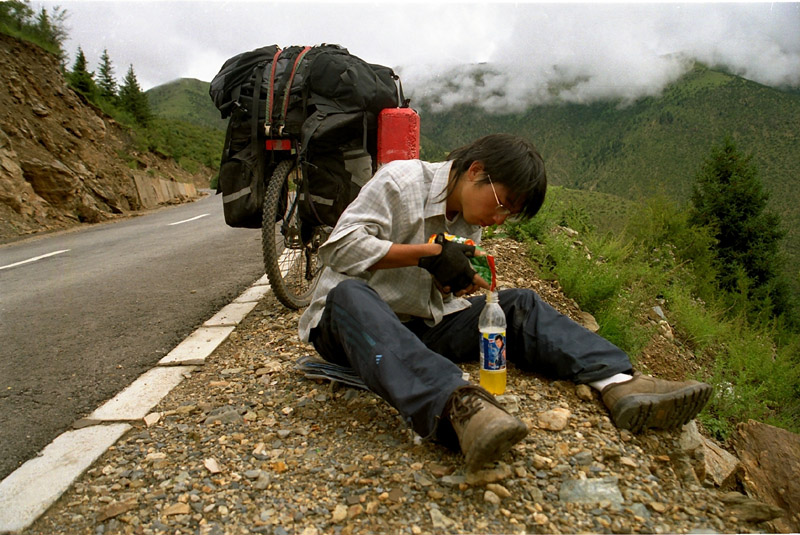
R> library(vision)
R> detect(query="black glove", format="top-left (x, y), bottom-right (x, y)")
top-left (418, 233), bottom-right (477, 293)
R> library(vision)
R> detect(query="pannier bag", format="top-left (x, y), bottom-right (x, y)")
top-left (210, 44), bottom-right (414, 228)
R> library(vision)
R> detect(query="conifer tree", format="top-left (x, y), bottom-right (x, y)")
top-left (0, 1), bottom-right (34, 31)
top-left (35, 6), bottom-right (68, 63)
top-left (69, 46), bottom-right (96, 95)
top-left (689, 136), bottom-right (788, 317)
top-left (1, 2), bottom-right (68, 62)
top-left (97, 49), bottom-right (117, 100)
top-left (119, 64), bottom-right (152, 126)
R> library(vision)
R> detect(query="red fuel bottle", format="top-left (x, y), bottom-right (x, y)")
top-left (377, 108), bottom-right (420, 167)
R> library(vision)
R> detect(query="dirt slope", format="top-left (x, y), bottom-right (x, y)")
top-left (0, 33), bottom-right (204, 243)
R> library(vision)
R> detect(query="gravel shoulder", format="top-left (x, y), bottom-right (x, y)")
top-left (27, 238), bottom-right (767, 535)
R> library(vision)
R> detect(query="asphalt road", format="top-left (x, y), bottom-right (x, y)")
top-left (0, 193), bottom-right (267, 481)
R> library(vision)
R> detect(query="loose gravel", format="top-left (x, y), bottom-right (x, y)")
top-left (26, 238), bottom-right (768, 535)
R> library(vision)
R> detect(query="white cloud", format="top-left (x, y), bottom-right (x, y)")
top-left (50, 1), bottom-right (800, 110)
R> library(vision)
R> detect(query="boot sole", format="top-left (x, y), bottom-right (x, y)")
top-left (465, 423), bottom-right (529, 473)
top-left (611, 383), bottom-right (713, 433)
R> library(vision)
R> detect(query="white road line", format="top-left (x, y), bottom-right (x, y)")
top-left (0, 249), bottom-right (70, 271)
top-left (168, 214), bottom-right (209, 226)
top-left (0, 272), bottom-right (271, 532)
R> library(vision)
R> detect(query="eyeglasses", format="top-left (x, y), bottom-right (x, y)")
top-left (486, 174), bottom-right (512, 217)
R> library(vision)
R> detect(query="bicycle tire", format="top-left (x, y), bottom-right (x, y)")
top-left (261, 159), bottom-right (324, 309)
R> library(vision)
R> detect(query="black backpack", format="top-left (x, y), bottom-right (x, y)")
top-left (210, 44), bottom-right (406, 228)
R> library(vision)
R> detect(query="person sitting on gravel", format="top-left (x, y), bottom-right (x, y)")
top-left (298, 133), bottom-right (713, 473)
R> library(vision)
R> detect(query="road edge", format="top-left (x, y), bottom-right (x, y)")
top-left (0, 274), bottom-right (272, 534)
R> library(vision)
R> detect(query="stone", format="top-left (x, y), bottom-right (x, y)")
top-left (204, 406), bottom-right (243, 425)
top-left (532, 454), bottom-right (553, 469)
top-left (430, 508), bottom-right (455, 529)
top-left (719, 492), bottom-right (785, 524)
top-left (428, 463), bottom-right (453, 477)
top-left (537, 408), bottom-right (571, 431)
top-left (649, 306), bottom-right (667, 322)
top-left (440, 474), bottom-right (466, 487)
top-left (484, 490), bottom-right (501, 504)
top-left (559, 477), bottom-right (624, 506)
top-left (486, 483), bottom-right (511, 499)
top-left (701, 437), bottom-right (741, 489)
top-left (143, 412), bottom-right (161, 428)
top-left (649, 502), bottom-right (668, 513)
top-left (575, 384), bottom-right (594, 401)
top-left (162, 503), bottom-right (191, 516)
top-left (329, 504), bottom-right (347, 523)
top-left (96, 497), bottom-right (138, 522)
top-left (347, 504), bottom-right (363, 518)
top-left (204, 458), bottom-right (222, 474)
top-left (578, 312), bottom-right (600, 332)
top-left (733, 420), bottom-right (800, 533)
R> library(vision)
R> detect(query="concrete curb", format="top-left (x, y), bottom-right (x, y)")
top-left (0, 276), bottom-right (272, 533)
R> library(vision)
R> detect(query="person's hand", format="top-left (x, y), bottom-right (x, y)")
top-left (418, 234), bottom-right (489, 295)
top-left (451, 272), bottom-right (490, 297)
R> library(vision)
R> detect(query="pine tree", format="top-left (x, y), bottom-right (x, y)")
top-left (69, 46), bottom-right (96, 95)
top-left (119, 64), bottom-right (152, 126)
top-left (97, 49), bottom-right (117, 100)
top-left (1, 2), bottom-right (67, 61)
top-left (0, 1), bottom-right (34, 31)
top-left (689, 136), bottom-right (788, 317)
top-left (34, 6), bottom-right (68, 63)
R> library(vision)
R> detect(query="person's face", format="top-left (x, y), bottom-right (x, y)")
top-left (461, 166), bottom-right (520, 227)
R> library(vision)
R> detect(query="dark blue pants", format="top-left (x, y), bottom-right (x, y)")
top-left (309, 279), bottom-right (632, 442)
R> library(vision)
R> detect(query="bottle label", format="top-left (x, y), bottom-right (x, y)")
top-left (480, 331), bottom-right (506, 372)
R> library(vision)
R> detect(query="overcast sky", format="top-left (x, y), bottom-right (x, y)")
top-left (50, 1), bottom-right (800, 112)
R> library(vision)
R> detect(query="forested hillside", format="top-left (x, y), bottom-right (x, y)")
top-left (147, 78), bottom-right (227, 131)
top-left (416, 64), bottom-right (800, 278)
top-left (151, 64), bottom-right (800, 295)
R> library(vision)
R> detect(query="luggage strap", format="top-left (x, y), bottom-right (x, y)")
top-left (265, 48), bottom-right (282, 136)
top-left (275, 46), bottom-right (313, 136)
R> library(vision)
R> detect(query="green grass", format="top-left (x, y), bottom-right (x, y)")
top-left (505, 186), bottom-right (800, 440)
top-left (419, 62), bottom-right (800, 302)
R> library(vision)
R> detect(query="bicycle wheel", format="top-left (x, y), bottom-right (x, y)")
top-left (262, 159), bottom-right (327, 309)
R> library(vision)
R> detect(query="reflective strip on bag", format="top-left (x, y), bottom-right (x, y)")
top-left (343, 149), bottom-right (372, 188)
top-left (223, 186), bottom-right (252, 203)
top-left (297, 192), bottom-right (335, 206)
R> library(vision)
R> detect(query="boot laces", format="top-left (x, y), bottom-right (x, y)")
top-left (446, 385), bottom-right (505, 428)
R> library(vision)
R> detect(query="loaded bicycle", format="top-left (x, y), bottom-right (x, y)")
top-left (260, 143), bottom-right (327, 309)
top-left (210, 44), bottom-right (417, 309)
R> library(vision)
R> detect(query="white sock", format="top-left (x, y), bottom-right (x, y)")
top-left (589, 373), bottom-right (633, 392)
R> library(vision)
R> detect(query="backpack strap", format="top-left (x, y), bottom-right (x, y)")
top-left (251, 62), bottom-right (267, 144)
top-left (265, 48), bottom-right (283, 136)
top-left (250, 61), bottom-right (269, 187)
top-left (276, 46), bottom-right (313, 136)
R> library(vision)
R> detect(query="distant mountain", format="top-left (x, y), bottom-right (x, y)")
top-left (148, 66), bottom-right (800, 282)
top-left (146, 78), bottom-right (226, 131)
top-left (416, 64), bottom-right (800, 279)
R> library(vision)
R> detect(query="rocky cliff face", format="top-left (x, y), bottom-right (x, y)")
top-left (0, 33), bottom-right (202, 243)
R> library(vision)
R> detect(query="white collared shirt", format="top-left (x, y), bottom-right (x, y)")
top-left (298, 158), bottom-right (482, 342)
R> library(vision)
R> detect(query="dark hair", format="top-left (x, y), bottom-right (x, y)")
top-left (446, 133), bottom-right (547, 219)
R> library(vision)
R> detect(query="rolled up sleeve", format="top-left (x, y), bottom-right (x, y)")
top-left (319, 166), bottom-right (417, 277)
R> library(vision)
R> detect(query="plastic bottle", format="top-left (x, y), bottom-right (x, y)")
top-left (479, 291), bottom-right (507, 395)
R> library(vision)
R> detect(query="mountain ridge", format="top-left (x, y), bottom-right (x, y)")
top-left (414, 63), bottom-right (800, 285)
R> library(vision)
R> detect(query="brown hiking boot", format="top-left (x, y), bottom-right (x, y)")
top-left (601, 373), bottom-right (713, 433)
top-left (445, 385), bottom-right (529, 472)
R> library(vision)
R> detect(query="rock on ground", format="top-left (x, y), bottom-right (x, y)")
top-left (27, 238), bottom-right (783, 534)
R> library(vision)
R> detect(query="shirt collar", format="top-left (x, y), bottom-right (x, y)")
top-left (424, 160), bottom-right (455, 219)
